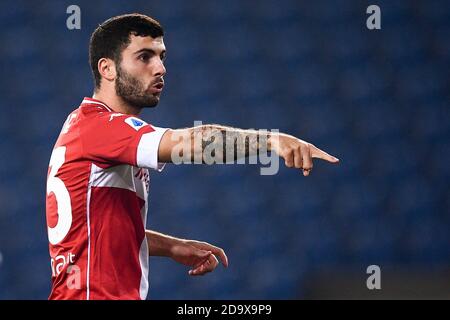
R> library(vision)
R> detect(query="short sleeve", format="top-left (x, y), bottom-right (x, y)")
top-left (81, 113), bottom-right (169, 170)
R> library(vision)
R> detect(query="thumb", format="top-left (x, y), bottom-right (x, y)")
top-left (193, 250), bottom-right (212, 268)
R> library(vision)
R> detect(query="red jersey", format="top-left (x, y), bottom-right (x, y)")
top-left (45, 97), bottom-right (168, 300)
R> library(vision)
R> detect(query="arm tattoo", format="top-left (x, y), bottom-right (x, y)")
top-left (191, 125), bottom-right (271, 163)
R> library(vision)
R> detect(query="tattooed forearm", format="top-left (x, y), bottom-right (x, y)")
top-left (189, 125), bottom-right (271, 163)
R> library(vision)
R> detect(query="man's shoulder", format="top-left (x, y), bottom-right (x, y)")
top-left (83, 110), bottom-right (152, 136)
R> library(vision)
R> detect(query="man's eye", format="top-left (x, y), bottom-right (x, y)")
top-left (139, 54), bottom-right (150, 62)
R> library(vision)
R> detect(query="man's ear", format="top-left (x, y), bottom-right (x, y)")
top-left (97, 58), bottom-right (117, 83)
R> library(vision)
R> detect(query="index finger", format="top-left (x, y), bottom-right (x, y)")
top-left (210, 246), bottom-right (228, 268)
top-left (310, 145), bottom-right (339, 163)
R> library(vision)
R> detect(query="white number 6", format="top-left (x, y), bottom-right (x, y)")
top-left (47, 146), bottom-right (72, 245)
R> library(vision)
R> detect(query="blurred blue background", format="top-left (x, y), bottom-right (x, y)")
top-left (0, 0), bottom-right (449, 299)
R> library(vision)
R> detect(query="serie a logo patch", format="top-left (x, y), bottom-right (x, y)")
top-left (125, 117), bottom-right (147, 130)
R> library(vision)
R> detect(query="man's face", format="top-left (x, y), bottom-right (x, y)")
top-left (115, 34), bottom-right (166, 109)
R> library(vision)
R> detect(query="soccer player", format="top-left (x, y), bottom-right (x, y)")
top-left (46, 13), bottom-right (339, 300)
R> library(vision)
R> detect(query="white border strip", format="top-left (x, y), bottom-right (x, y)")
top-left (85, 164), bottom-right (94, 300)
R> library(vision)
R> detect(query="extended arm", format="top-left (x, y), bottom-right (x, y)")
top-left (158, 124), bottom-right (339, 176)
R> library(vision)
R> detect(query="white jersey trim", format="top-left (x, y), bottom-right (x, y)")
top-left (90, 164), bottom-right (135, 192)
top-left (139, 235), bottom-right (149, 300)
top-left (85, 163), bottom-right (97, 300)
top-left (139, 195), bottom-right (149, 300)
top-left (137, 127), bottom-right (169, 171)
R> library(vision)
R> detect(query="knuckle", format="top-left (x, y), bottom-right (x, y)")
top-left (301, 143), bottom-right (310, 152)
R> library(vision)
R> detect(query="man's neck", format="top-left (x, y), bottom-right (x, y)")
top-left (92, 91), bottom-right (142, 116)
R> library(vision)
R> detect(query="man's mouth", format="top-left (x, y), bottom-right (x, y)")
top-left (151, 81), bottom-right (164, 93)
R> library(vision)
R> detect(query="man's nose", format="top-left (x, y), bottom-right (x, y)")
top-left (153, 59), bottom-right (166, 77)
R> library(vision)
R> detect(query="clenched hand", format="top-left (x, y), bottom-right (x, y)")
top-left (170, 240), bottom-right (228, 276)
